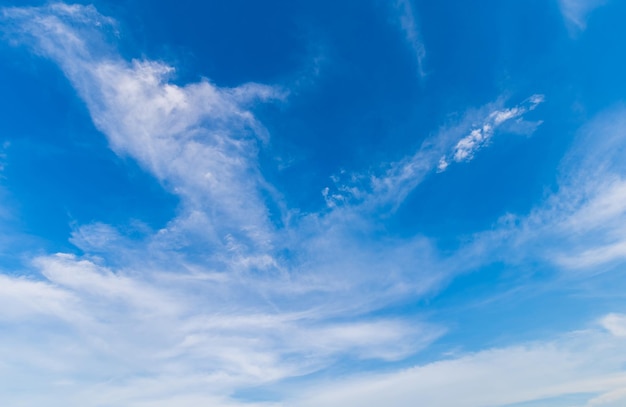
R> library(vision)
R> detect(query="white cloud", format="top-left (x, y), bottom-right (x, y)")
top-left (2, 3), bottom-right (286, 256)
top-left (292, 323), bottom-right (626, 407)
top-left (0, 251), bottom-right (444, 406)
top-left (394, 0), bottom-right (427, 78)
top-left (0, 4), bottom-right (454, 405)
top-left (412, 104), bottom-right (626, 293)
top-left (7, 251), bottom-right (626, 407)
top-left (559, 0), bottom-right (608, 30)
top-left (445, 94), bottom-right (544, 168)
top-left (554, 238), bottom-right (626, 269)
top-left (323, 94), bottom-right (544, 212)
top-left (1, 4), bottom-right (548, 307)
top-left (0, 141), bottom-right (8, 174)
top-left (0, 272), bottom-right (81, 322)
top-left (502, 106), bottom-right (626, 271)
top-left (600, 313), bottom-right (626, 337)
top-left (587, 387), bottom-right (626, 406)
top-left (281, 101), bottom-right (626, 407)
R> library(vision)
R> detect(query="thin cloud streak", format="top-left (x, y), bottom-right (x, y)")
top-left (438, 94), bottom-right (544, 172)
top-left (394, 0), bottom-right (427, 79)
top-left (323, 95), bottom-right (544, 211)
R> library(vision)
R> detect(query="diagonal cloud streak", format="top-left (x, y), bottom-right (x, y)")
top-left (323, 95), bottom-right (544, 212)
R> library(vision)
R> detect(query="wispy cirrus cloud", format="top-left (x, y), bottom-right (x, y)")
top-left (2, 3), bottom-right (285, 257)
top-left (437, 94), bottom-right (544, 172)
top-left (472, 105), bottom-right (626, 273)
top-left (0, 252), bottom-right (441, 406)
top-left (0, 4), bottom-right (447, 405)
top-left (314, 98), bottom-right (626, 407)
top-left (559, 0), bottom-right (608, 30)
top-left (0, 2), bottom-right (456, 308)
top-left (323, 95), bottom-right (544, 211)
top-left (394, 0), bottom-right (427, 78)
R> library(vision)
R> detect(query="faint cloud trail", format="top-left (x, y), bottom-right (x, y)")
top-left (395, 0), bottom-right (427, 79)
top-left (559, 0), bottom-right (608, 31)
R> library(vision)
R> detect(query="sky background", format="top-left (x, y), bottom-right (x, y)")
top-left (1, 1), bottom-right (626, 406)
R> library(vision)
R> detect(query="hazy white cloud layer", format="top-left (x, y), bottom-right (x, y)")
top-left (293, 322), bottom-right (626, 407)
top-left (1, 3), bottom-right (626, 407)
top-left (0, 253), bottom-right (442, 406)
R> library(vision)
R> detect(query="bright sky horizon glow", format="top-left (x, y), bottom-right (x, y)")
top-left (1, 1), bottom-right (626, 406)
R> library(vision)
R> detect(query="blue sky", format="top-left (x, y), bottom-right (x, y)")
top-left (1, 1), bottom-right (626, 406)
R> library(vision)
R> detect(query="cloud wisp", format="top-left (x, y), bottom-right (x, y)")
top-left (458, 105), bottom-right (626, 275)
top-left (559, 0), bottom-right (608, 30)
top-left (322, 94), bottom-right (545, 212)
top-left (394, 0), bottom-right (427, 79)
top-left (292, 317), bottom-right (626, 407)
top-left (437, 94), bottom-right (545, 172)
